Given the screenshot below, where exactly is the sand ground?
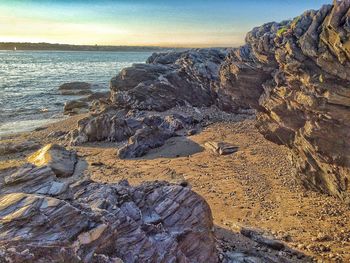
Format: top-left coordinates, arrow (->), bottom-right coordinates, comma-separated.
1,116 -> 349,262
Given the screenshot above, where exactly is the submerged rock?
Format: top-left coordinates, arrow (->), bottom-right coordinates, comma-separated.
63,99 -> 89,115
27,144 -> 77,177
220,2 -> 350,200
0,145 -> 218,262
58,81 -> 92,95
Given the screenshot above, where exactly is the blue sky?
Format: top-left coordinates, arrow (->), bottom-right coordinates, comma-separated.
0,0 -> 331,47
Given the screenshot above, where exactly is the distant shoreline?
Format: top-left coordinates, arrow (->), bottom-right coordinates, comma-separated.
0,42 -> 182,52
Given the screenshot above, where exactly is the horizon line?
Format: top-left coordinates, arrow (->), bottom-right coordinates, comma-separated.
0,41 -> 239,49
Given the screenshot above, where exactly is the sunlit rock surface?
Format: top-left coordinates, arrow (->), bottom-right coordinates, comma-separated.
110,49 -> 233,111
0,145 -> 218,263
27,144 -> 77,177
219,2 -> 350,199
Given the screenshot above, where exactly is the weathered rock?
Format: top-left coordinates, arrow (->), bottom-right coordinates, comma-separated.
70,109 -> 134,145
27,144 -> 77,177
71,109 -> 196,157
117,126 -> 173,159
220,2 -> 350,200
0,141 -> 40,156
240,227 -> 285,251
205,141 -> 239,155
110,49 -> 233,111
84,91 -> 110,101
63,99 -> 89,115
0,164 -> 67,196
58,82 -> 92,96
0,150 -> 218,263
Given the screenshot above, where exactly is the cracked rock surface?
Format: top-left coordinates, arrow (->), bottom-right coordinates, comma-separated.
0,145 -> 218,263
219,2 -> 350,200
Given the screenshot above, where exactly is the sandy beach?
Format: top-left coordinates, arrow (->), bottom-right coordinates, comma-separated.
1,112 -> 349,262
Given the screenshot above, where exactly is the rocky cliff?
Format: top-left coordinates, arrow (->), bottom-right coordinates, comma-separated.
220,1 -> 350,200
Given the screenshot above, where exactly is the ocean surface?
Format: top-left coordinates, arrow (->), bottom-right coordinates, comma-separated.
0,51 -> 152,137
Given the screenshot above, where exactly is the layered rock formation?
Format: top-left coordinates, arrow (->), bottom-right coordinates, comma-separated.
220,2 -> 350,200
110,49 -> 232,111
69,49 -> 237,157
70,109 -> 197,154
68,3 -> 349,199
0,145 -> 218,262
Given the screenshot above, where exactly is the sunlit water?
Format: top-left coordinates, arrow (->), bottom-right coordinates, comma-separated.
0,51 -> 152,137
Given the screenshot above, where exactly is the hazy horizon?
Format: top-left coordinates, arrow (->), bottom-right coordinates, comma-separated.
1,0 -> 331,48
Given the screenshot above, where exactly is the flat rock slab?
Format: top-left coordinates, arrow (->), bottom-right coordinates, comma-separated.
27,144 -> 77,177
205,141 -> 239,155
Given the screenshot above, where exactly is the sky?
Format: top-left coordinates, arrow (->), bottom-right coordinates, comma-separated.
0,0 -> 331,47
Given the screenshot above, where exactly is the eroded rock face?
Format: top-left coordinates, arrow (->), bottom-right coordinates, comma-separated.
115,114 -> 195,158
69,48 -> 242,157
110,49 -> 233,111
220,2 -> 350,199
70,109 -> 197,158
0,146 -> 218,263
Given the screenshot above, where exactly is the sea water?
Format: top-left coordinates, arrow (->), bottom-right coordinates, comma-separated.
0,51 -> 152,136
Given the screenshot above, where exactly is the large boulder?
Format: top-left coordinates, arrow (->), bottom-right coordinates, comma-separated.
27,144 -> 77,177
68,48 -> 237,155
63,99 -> 89,115
70,109 -> 196,157
219,2 -> 350,200
110,49 -> 233,111
0,149 -> 218,262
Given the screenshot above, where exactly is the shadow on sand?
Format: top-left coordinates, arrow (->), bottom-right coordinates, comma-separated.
215,226 -> 313,262
135,136 -> 204,160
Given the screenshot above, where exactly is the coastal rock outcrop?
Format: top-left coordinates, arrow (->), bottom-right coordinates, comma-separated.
219,2 -> 350,199
69,49 -> 238,157
71,109 -> 197,157
0,145 -> 218,263
110,49 -> 234,111
68,2 -> 349,200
